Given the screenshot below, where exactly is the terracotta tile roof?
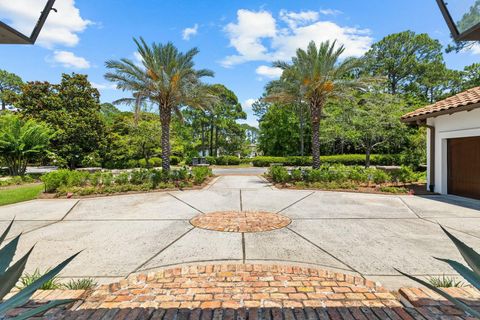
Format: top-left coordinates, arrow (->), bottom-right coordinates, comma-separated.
401,86 -> 480,121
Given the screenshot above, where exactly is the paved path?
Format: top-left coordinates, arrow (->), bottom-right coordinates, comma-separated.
2,175 -> 480,289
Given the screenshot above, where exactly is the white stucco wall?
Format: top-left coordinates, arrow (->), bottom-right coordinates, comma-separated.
426,108 -> 480,194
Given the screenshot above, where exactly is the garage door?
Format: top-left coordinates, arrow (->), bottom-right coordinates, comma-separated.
448,136 -> 480,199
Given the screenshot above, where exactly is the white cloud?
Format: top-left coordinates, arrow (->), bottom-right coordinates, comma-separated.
256,65 -> 283,79
222,9 -> 277,67
51,50 -> 90,69
319,9 -> 342,16
182,24 -> 199,40
469,43 -> 480,55
0,0 -> 91,48
221,9 -> 372,67
242,98 -> 257,110
279,10 -> 319,29
91,82 -> 117,90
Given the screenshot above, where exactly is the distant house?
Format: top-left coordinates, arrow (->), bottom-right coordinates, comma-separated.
401,87 -> 480,199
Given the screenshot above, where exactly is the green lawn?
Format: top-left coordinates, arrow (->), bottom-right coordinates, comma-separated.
0,184 -> 43,206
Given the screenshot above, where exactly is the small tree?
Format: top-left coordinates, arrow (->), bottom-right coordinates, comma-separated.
0,114 -> 52,176
351,92 -> 407,167
0,70 -> 23,111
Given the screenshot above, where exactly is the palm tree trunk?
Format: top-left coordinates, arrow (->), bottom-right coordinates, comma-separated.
160,104 -> 171,171
311,104 -> 321,169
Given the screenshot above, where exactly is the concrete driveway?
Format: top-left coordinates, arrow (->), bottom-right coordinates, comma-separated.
2,174 -> 480,289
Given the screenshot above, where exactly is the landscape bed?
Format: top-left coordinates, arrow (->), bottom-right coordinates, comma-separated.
40,167 -> 213,197
266,164 -> 428,195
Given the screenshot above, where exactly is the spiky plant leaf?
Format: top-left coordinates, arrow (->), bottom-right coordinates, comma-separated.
435,257 -> 480,291
0,247 -> 34,300
0,234 -> 21,275
11,299 -> 76,320
395,269 -> 480,318
0,252 -> 80,316
0,220 -> 14,246
441,226 -> 480,275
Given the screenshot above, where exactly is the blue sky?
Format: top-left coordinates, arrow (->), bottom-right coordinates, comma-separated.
1,0 -> 479,127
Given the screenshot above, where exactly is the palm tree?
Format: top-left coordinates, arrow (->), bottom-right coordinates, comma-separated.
105,37 -> 214,171
0,114 -> 52,176
112,92 -> 148,126
266,40 -> 367,169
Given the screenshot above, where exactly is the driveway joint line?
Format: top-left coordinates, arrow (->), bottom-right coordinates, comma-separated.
286,226 -> 361,276
398,197 -> 422,219
242,233 -> 246,263
275,192 -> 315,214
131,227 -> 195,274
167,193 -> 205,214
60,200 -> 80,221
240,189 -> 243,211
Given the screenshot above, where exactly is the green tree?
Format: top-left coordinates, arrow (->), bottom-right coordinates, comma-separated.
266,40 -> 368,168
16,74 -> 106,169
257,104 -> 306,156
0,114 -> 52,175
129,120 -> 161,166
365,31 -> 443,95
105,37 -> 215,171
462,63 -> 480,90
0,70 -> 23,111
350,92 -> 408,167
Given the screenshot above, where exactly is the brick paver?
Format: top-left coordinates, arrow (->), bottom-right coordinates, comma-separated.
7,264 -> 479,319
190,211 -> 291,232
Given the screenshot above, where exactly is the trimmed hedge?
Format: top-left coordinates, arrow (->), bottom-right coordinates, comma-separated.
252,154 -> 401,167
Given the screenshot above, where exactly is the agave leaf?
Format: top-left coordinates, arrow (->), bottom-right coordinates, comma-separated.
441,226 -> 480,275
395,268 -> 480,318
11,299 -> 76,320
0,235 -> 21,275
0,220 -> 14,247
435,257 -> 480,291
0,247 -> 34,300
0,252 -> 80,316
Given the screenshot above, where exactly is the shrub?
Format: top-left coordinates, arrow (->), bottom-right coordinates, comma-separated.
290,168 -> 303,181
390,166 -> 416,184
114,172 -> 130,185
191,167 -> 212,185
252,154 -> 402,167
378,186 -> 409,194
216,155 -> 241,165
151,157 -> 162,167
42,170 -> 88,192
205,156 -> 216,165
269,166 -> 290,183
170,156 -> 180,165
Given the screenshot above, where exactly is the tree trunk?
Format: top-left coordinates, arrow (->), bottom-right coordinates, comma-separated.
209,121 -> 214,156
160,104 -> 171,171
214,126 -> 219,156
1,101 -> 5,111
299,107 -> 305,156
365,146 -> 372,168
311,104 -> 321,169
201,123 -> 206,157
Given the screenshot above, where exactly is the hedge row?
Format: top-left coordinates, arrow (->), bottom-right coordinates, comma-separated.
251,154 -> 400,167
103,156 -> 181,169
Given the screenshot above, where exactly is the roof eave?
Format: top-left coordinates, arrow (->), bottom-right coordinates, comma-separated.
401,102 -> 480,124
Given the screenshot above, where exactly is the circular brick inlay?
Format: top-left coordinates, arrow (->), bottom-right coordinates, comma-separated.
190,211 -> 291,232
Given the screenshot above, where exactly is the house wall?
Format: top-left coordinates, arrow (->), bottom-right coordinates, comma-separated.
426,108 -> 480,194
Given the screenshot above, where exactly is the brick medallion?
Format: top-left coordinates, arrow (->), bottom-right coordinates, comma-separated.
190,211 -> 291,232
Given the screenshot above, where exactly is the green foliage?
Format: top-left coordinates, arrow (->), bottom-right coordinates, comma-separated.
0,175 -> 35,187
170,156 -> 180,165
62,278 -> 97,290
41,170 -> 89,193
17,269 -> 61,290
0,114 -> 53,176
269,166 -> 290,183
397,226 -> 480,318
215,156 -> 241,165
0,69 -> 23,111
0,221 -> 79,319
42,167 -> 211,194
191,167 -> 212,185
252,154 -> 401,167
427,275 -> 464,288
16,74 -> 106,169
378,186 -> 409,194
